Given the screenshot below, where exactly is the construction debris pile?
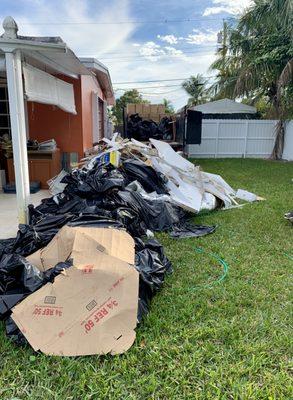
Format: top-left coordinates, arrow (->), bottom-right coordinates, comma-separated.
0,136 -> 256,356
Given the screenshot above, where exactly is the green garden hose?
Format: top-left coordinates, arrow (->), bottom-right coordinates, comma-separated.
186,247 -> 229,290
284,252 -> 293,261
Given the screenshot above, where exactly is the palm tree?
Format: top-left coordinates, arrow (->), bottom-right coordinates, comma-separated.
182,74 -> 209,106
162,98 -> 175,114
209,0 -> 293,158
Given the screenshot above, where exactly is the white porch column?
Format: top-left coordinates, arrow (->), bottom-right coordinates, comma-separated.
5,49 -> 30,224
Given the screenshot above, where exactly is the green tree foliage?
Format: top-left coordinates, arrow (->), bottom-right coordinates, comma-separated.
112,89 -> 150,125
209,0 -> 293,157
162,98 -> 175,114
182,74 -> 209,106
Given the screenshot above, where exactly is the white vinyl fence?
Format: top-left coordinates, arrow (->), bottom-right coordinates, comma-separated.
188,119 -> 278,158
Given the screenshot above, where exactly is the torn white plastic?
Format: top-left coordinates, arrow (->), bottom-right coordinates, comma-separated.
235,189 -> 264,202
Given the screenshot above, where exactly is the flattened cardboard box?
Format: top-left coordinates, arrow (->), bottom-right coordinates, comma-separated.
12,227 -> 139,356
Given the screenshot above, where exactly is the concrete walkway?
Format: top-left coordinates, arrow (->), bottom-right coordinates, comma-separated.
0,190 -> 49,239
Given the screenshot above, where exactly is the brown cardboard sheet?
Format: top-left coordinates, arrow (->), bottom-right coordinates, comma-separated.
12,227 -> 139,356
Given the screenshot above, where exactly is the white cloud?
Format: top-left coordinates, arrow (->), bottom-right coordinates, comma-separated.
164,46 -> 184,56
186,29 -> 217,45
138,41 -> 186,62
203,0 -> 253,16
0,1 -> 217,109
138,41 -> 165,60
1,0 -> 136,57
157,34 -> 179,45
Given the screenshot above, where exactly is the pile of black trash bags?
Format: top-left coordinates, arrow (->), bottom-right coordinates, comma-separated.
126,114 -> 173,141
0,157 -> 215,347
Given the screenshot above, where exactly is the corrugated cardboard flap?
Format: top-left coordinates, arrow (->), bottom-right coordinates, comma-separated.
27,226 -> 135,271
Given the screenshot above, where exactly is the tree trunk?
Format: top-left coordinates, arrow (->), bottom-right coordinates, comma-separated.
270,88 -> 285,160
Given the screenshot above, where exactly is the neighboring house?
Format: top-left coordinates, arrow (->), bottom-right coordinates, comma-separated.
0,17 -> 115,167
190,98 -> 258,120
0,16 -> 116,223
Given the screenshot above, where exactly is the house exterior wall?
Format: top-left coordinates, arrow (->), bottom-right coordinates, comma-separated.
27,73 -> 107,160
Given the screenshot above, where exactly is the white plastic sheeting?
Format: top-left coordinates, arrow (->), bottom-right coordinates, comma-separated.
23,63 -> 77,114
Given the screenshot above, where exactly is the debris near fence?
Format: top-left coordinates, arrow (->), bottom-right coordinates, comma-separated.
0,136 -> 261,356
126,113 -> 174,141
284,210 -> 293,224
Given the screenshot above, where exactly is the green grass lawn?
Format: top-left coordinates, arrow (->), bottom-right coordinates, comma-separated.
1,159 -> 292,400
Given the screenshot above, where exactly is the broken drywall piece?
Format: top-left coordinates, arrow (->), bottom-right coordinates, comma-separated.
150,138 -> 195,172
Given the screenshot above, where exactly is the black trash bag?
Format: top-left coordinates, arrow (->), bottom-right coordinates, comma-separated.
12,214 -> 74,257
134,238 -> 172,322
0,255 -> 41,318
28,204 -> 45,225
55,197 -> 87,215
0,254 -> 72,320
169,222 -> 217,238
111,207 -> 147,237
126,113 -> 143,139
121,159 -> 168,194
29,196 -> 82,223
0,238 -> 15,261
81,205 -> 113,217
158,117 -> 173,141
139,120 -> 162,141
43,261 -> 73,282
127,114 -> 166,141
118,190 -> 184,231
32,193 -> 71,217
76,164 -> 125,196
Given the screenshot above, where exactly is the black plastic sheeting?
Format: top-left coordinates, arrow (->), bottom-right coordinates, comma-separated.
169,222 -> 217,238
0,155 -> 216,348
126,114 -> 173,141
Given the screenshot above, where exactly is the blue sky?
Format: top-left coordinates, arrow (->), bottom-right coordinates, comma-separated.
0,0 -> 252,108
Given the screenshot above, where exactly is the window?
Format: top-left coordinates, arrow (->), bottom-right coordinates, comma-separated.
0,85 -> 11,139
